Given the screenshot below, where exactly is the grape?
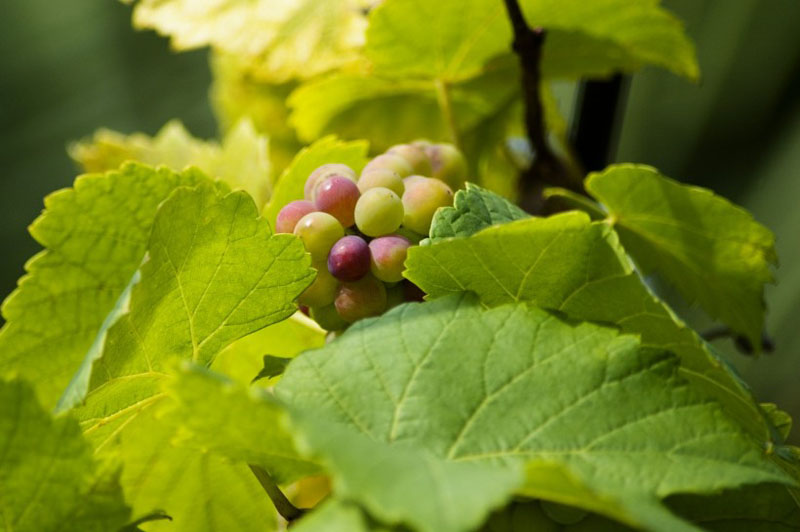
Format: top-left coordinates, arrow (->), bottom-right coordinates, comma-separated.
354,187 -> 404,237
401,177 -> 453,234
387,143 -> 432,175
362,153 -> 414,177
304,163 -> 356,200
310,304 -> 349,331
539,501 -> 587,525
425,143 -> 467,190
314,176 -> 360,227
369,235 -> 411,283
335,275 -> 387,322
402,175 -> 427,189
275,200 -> 315,233
358,168 -> 405,197
327,235 -> 370,282
294,212 -> 344,263
298,265 -> 339,307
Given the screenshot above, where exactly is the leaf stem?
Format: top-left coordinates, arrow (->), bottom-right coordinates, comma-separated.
435,78 -> 461,148
502,0 -> 583,212
248,464 -> 305,522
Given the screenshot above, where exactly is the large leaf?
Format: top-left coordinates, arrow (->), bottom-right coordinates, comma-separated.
277,295 -> 791,532
404,212 -> 776,443
263,136 -> 369,227
165,364 -> 320,483
585,164 -> 776,350
293,500 -> 390,532
428,183 -> 529,242
0,379 -> 130,532
0,163 -> 210,408
520,0 -> 699,80
70,119 -> 272,207
123,0 -> 368,82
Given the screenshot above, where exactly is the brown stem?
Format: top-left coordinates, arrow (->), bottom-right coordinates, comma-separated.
502,0 -> 582,212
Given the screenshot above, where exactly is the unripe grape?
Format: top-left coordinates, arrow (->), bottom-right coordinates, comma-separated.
363,153 -> 414,177
425,143 -> 467,190
358,168 -> 405,197
310,304 -> 349,332
314,176 -> 360,227
369,235 -> 411,283
402,177 -> 453,235
276,200 -> 315,233
387,143 -> 432,175
403,175 -> 427,189
327,235 -> 370,282
304,163 -> 356,200
335,275 -> 387,322
354,187 -> 404,237
294,212 -> 344,263
298,265 -> 339,307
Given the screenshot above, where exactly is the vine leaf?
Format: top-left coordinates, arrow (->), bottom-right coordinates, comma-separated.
0,378 -> 131,531
428,183 -> 529,242
404,212 -> 774,442
0,163 -> 211,408
122,0 -> 368,82
276,295 -> 791,532
70,119 -> 272,207
292,500 -> 387,532
252,356 -> 292,383
263,136 -> 369,227
585,164 -> 776,350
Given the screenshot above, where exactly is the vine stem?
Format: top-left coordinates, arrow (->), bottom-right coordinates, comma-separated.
502,0 -> 583,212
435,78 -> 461,149
248,464 -> 305,522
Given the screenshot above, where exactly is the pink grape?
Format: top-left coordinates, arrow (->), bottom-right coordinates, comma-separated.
275,200 -> 315,233
362,153 -> 414,177
402,177 -> 454,234
294,211 -> 344,263
304,163 -> 356,200
327,236 -> 370,282
314,176 -> 360,227
369,235 -> 411,283
387,143 -> 432,175
335,275 -> 387,322
358,168 -> 405,197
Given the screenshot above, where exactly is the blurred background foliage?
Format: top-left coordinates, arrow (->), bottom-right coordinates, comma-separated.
1,0 -> 799,437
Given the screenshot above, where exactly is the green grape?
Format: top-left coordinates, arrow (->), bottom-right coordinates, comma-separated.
387,143 -> 433,175
298,265 -> 339,307
294,211 -> 345,263
425,143 -> 467,190
358,168 -> 405,197
540,501 -> 587,525
402,174 -> 427,189
335,275 -> 387,322
310,304 -> 349,332
401,177 -> 454,235
354,187 -> 404,237
363,153 -> 414,177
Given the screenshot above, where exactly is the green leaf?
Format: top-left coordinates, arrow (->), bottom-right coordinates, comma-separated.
0,163 -> 210,408
293,500 -> 390,532
519,0 -> 700,81
428,183 -> 529,242
0,378 -> 130,532
542,187 -> 607,221
70,119 -> 272,207
264,136 -> 369,227
252,356 -> 292,383
365,0 -> 511,82
404,212 -> 776,442
165,364 -> 319,483
586,164 -> 776,350
212,312 -> 326,385
124,0 -> 368,83
761,404 -> 793,443
277,295 -> 791,532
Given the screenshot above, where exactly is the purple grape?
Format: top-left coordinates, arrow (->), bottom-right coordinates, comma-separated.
335,275 -> 387,322
327,235 -> 371,282
275,200 -> 315,233
314,176 -> 360,227
304,164 -> 356,200
368,235 -> 411,283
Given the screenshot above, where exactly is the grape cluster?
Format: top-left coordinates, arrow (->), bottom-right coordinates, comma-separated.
277,141 -> 467,331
